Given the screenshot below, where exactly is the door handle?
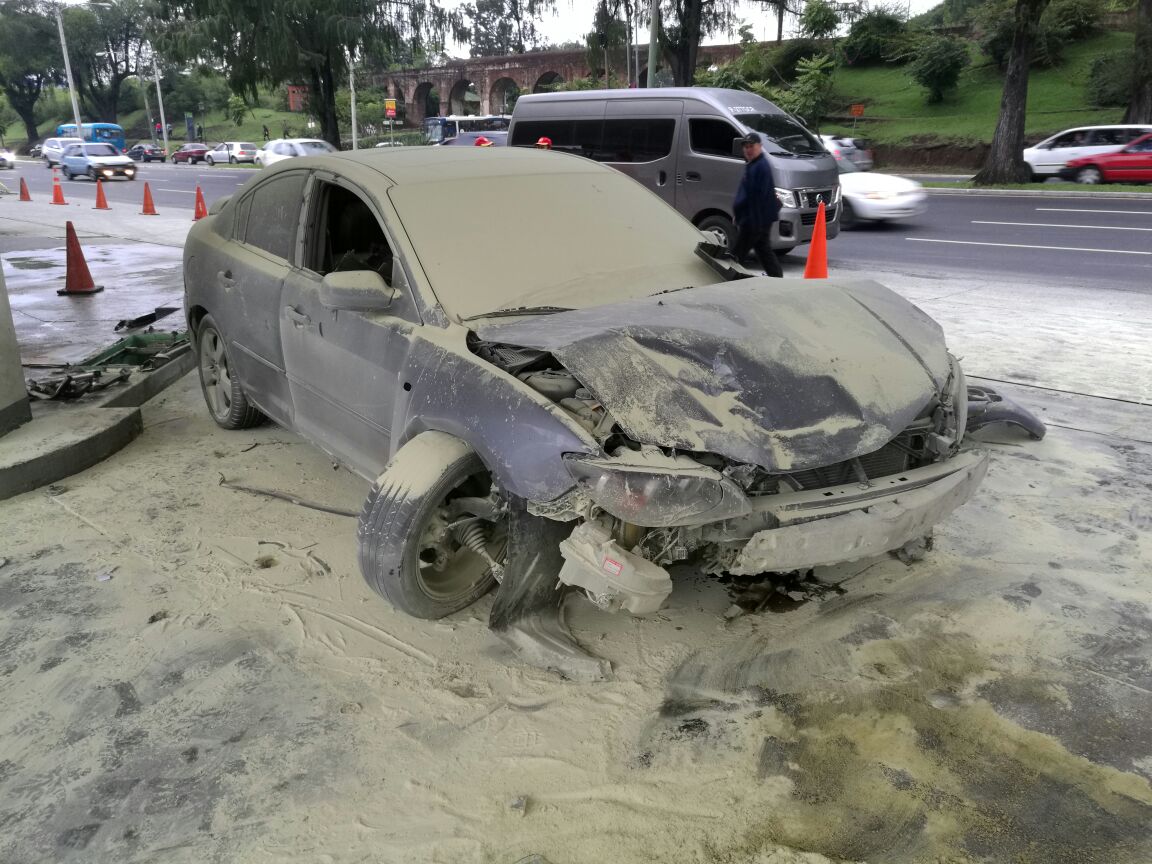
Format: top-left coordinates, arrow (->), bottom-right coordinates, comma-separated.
217,269 -> 235,287
285,306 -> 311,328
657,170 -> 667,186
685,171 -> 702,181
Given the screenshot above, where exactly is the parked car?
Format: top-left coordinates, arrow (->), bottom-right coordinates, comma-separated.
837,158 -> 926,226
1022,125 -> 1152,179
126,142 -> 167,162
41,137 -> 84,167
60,142 -> 137,181
0,147 -> 14,169
256,138 -> 338,167
206,141 -> 258,165
184,148 -> 987,675
173,143 -> 209,164
1059,132 -> 1152,184
437,131 -> 509,147
820,134 -> 874,171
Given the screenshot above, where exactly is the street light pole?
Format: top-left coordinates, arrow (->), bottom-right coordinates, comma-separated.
53,4 -> 83,135
152,54 -> 169,155
349,50 -> 358,150
646,0 -> 659,89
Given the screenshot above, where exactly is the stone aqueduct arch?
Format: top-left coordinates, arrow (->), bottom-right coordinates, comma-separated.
372,43 -> 746,127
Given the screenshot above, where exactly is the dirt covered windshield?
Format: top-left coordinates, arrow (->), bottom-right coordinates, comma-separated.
736,114 -> 825,156
389,169 -> 717,320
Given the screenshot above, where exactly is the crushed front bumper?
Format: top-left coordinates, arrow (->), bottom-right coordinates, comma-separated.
725,450 -> 989,575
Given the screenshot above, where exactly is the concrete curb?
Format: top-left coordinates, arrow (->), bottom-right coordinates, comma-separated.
0,353 -> 196,501
925,187 -> 1152,199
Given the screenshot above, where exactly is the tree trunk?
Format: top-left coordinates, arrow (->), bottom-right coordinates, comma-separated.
777,5 -> 785,42
22,116 -> 39,146
1124,0 -> 1152,124
972,0 -> 1050,185
2,82 -> 42,147
316,51 -> 341,149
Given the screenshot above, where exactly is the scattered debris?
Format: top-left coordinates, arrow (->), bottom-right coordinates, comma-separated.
26,368 -> 131,400
216,473 -> 358,518
508,795 -> 529,816
720,569 -> 844,618
96,572 -> 114,583
147,611 -> 169,624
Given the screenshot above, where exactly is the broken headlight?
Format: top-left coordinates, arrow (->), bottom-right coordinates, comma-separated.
949,354 -> 968,442
564,451 -> 752,528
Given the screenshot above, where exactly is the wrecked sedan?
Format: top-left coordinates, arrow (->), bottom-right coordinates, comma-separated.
184,148 -> 987,675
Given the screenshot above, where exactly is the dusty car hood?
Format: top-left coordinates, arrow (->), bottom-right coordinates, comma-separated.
476,278 -> 950,472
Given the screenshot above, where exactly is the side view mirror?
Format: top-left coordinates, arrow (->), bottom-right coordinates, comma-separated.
731,137 -> 745,158
319,269 -> 397,310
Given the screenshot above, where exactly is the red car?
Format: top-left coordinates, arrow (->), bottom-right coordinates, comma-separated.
172,143 -> 209,164
1060,133 -> 1152,184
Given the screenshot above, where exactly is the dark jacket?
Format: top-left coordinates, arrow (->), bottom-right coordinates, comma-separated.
733,152 -> 781,229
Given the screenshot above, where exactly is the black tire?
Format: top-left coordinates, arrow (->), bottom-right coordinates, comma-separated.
776,246 -> 795,256
358,432 -> 504,619
62,166 -> 72,180
229,155 -> 237,164
195,314 -> 265,429
840,200 -> 859,228
87,168 -> 98,182
1076,166 -> 1102,185
697,214 -> 736,250
206,155 -> 215,166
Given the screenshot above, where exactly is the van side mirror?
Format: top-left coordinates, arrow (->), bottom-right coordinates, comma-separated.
731,137 -> 745,158
319,270 -> 397,310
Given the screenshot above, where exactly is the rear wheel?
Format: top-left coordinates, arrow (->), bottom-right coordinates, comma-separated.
195,315 -> 265,429
358,432 -> 506,619
206,155 -> 215,166
229,155 -> 237,164
697,214 -> 736,250
1076,166 -> 1103,185
62,166 -> 72,180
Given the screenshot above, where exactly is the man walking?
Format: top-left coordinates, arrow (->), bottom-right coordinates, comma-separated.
731,132 -> 783,277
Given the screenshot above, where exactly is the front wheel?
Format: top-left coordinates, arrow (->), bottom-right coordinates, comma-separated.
205,156 -> 215,166
1076,166 -> 1103,185
697,214 -> 736,250
358,432 -> 505,619
229,155 -> 237,164
195,314 -> 265,429
62,166 -> 72,180
839,200 -> 859,228
87,168 -> 98,182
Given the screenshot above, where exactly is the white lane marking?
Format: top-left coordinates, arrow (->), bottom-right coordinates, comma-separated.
906,238 -> 1152,256
154,188 -> 196,194
973,220 -> 1152,232
1037,207 -> 1152,215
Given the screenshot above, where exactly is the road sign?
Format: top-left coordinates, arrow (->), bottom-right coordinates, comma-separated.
385,99 -> 397,119
850,103 -> 865,117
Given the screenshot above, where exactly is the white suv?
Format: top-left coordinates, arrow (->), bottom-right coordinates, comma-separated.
41,137 -> 85,167
1023,125 -> 1152,178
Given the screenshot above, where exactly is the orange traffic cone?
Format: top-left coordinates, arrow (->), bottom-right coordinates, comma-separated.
140,182 -> 157,215
50,168 -> 67,205
57,221 -> 104,295
93,179 -> 110,210
19,176 -> 32,201
193,185 -> 208,221
803,200 -> 828,279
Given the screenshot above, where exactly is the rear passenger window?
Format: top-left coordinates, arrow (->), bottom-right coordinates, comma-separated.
689,118 -> 742,159
511,119 -> 602,156
241,172 -> 307,261
1089,129 -> 1124,146
600,119 -> 674,162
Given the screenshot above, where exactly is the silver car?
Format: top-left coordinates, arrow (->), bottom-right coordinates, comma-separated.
41,137 -> 84,167
183,148 -> 987,677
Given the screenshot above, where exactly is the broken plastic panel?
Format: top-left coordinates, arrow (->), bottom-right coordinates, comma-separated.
558,520 -> 673,615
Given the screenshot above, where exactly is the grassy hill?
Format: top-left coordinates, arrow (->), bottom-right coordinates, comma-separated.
822,30 -> 1135,146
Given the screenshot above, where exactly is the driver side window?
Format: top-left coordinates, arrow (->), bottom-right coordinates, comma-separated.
305,182 -> 394,285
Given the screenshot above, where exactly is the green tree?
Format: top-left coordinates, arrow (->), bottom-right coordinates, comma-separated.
907,34 -> 970,102
157,0 -> 451,148
0,0 -> 59,144
799,0 -> 840,39
586,1 -> 630,80
459,0 -> 552,56
774,53 -> 835,127
226,93 -> 247,126
1127,0 -> 1152,122
61,0 -> 149,123
841,6 -> 907,66
657,0 -> 739,87
973,0 -> 1052,185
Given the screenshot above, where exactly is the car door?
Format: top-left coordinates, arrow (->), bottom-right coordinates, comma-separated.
61,145 -> 83,175
680,114 -> 745,224
1036,130 -> 1088,173
279,172 -> 417,479
601,100 -> 681,207
207,169 -> 309,425
1109,137 -> 1152,182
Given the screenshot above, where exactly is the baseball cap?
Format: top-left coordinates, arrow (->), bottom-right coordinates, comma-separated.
741,132 -> 761,146
474,136 -> 493,147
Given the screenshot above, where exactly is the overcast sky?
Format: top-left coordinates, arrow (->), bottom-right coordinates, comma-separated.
444,0 -> 943,53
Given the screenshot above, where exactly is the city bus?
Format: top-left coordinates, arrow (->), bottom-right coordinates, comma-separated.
422,115 -> 509,145
56,122 -> 126,153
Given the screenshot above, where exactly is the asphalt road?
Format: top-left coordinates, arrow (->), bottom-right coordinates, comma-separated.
5,157 -> 1151,287
822,191 -> 1152,289
2,157 -> 254,214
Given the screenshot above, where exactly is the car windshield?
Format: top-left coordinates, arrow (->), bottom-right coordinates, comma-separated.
389,169 -> 717,320
298,140 -> 336,154
84,144 -> 118,156
736,114 -> 825,156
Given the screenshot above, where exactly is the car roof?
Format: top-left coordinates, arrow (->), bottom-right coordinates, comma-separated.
283,146 -> 608,188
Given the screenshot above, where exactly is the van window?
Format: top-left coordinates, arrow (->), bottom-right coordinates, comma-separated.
689,118 -> 742,159
1049,130 -> 1086,148
1089,128 -> 1125,146
600,119 -> 674,162
511,120 -> 602,155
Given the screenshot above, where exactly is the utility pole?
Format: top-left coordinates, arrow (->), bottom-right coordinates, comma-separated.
53,4 -> 83,135
349,50 -> 358,150
646,0 -> 659,89
153,53 -> 169,156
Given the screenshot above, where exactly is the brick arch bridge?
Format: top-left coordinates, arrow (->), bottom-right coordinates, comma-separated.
372,43 -> 745,126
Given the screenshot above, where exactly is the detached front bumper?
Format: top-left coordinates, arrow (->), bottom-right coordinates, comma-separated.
726,449 -> 989,575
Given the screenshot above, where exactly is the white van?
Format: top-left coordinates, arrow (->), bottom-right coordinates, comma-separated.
1023,125 -> 1152,178
509,88 -> 840,254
